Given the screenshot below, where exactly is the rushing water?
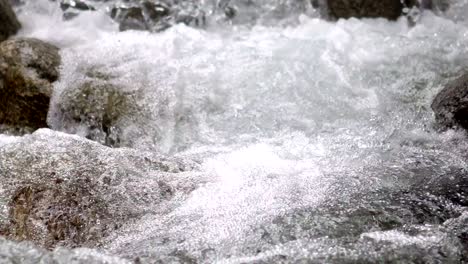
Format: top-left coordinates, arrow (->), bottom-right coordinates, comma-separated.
2,0 -> 468,263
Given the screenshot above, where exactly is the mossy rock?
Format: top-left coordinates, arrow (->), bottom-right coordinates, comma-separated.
0,38 -> 60,131
55,78 -> 140,147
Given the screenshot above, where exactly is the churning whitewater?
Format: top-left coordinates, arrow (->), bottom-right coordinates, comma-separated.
2,0 -> 468,263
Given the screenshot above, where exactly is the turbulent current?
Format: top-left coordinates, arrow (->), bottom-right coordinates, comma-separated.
2,0 -> 468,263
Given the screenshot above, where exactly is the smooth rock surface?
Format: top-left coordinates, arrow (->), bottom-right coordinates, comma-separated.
111,6 -> 148,31
110,1 -> 172,32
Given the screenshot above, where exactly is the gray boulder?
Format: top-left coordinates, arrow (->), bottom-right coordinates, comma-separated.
0,129 -> 196,249
432,73 -> 468,130
0,0 -> 20,42
0,38 -> 60,133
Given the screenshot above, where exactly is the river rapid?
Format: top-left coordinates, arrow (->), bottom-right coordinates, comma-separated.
2,0 -> 468,263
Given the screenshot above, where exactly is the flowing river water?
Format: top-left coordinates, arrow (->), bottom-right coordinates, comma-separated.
2,0 -> 468,263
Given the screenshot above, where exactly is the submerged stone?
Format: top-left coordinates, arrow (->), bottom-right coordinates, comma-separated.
0,38 -> 60,133
0,0 -> 21,42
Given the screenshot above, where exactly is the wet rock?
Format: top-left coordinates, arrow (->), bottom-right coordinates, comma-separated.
60,0 -> 95,11
432,73 -> 468,130
4,184 -> 112,249
248,167 -> 468,262
223,5 -> 236,19
0,0 -> 21,41
110,2 -> 171,32
250,194 -> 465,262
59,0 -> 95,20
142,1 -> 170,21
260,190 -> 462,247
326,0 -> 418,20
109,1 -> 208,32
0,129 -> 195,249
175,13 -> 205,27
51,71 -> 144,148
0,38 -> 60,133
57,0 -> 205,31
111,6 -> 148,31
217,0 -> 310,25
